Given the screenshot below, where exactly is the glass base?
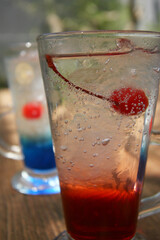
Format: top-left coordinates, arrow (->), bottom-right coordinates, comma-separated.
54,231 -> 68,240
11,168 -> 60,195
132,233 -> 146,240
54,231 -> 146,240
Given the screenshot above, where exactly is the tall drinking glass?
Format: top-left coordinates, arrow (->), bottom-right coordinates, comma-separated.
5,42 -> 60,195
37,31 -> 160,239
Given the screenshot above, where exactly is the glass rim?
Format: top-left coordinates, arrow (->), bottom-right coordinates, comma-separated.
37,30 -> 160,41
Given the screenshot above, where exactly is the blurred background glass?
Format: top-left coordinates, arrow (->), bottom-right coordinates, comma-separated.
1,0 -> 160,87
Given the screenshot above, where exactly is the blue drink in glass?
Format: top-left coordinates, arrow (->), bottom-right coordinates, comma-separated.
20,136 -> 56,171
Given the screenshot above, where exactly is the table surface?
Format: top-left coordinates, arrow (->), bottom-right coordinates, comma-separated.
0,89 -> 160,240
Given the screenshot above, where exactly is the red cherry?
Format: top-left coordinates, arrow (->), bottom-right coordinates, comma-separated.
22,102 -> 44,119
109,87 -> 148,116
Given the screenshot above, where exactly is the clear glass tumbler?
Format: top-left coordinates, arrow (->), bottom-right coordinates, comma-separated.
38,31 -> 160,239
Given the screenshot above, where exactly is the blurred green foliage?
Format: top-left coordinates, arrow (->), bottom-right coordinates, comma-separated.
35,0 -> 131,32
56,0 -> 130,31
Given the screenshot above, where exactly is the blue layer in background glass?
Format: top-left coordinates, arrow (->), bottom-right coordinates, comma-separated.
20,136 -> 56,171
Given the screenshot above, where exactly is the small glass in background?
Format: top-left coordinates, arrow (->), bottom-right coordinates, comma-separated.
4,42 -> 60,195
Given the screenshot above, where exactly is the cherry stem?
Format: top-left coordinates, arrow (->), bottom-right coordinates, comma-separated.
45,44 -> 154,109
46,54 -> 111,102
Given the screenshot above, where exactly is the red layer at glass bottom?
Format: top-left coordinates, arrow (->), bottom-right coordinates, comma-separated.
61,184 -> 140,240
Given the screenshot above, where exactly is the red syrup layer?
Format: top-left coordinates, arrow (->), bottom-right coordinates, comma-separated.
61,184 -> 140,240
45,39 -> 150,116
22,102 -> 44,119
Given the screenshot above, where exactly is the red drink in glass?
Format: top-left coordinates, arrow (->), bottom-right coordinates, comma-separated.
61,183 -> 140,240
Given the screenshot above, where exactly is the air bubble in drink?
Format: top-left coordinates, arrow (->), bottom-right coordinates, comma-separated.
130,69 -> 137,77
89,164 -> 94,167
79,137 -> 84,141
93,153 -> 98,157
78,128 -> 83,132
105,59 -> 110,64
61,145 -> 68,151
102,138 -> 110,146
